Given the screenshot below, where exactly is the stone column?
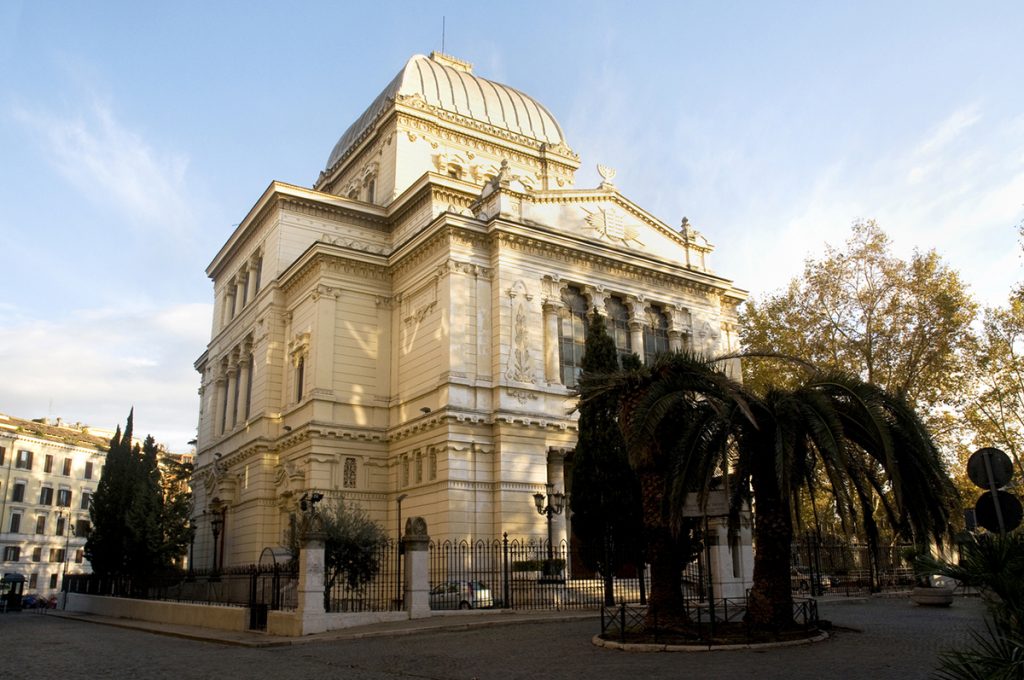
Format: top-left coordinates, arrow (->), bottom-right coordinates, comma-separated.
298,524 -> 327,635
224,357 -> 238,431
403,517 -> 431,619
214,371 -> 227,436
237,352 -> 251,423
235,275 -> 246,314
542,300 -> 561,384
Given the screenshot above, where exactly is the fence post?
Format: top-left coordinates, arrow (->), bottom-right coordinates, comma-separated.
403,517 -> 431,619
503,533 -> 511,609
297,521 -> 327,635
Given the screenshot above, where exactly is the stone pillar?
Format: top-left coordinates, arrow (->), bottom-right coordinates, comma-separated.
235,276 -> 246,314
298,525 -> 327,635
224,358 -> 238,431
237,351 -> 251,423
312,285 -> 338,395
403,517 -> 431,619
542,300 -> 561,383
215,372 -> 227,436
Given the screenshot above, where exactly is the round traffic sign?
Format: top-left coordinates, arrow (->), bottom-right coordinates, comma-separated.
967,447 -> 1015,489
975,490 -> 1023,533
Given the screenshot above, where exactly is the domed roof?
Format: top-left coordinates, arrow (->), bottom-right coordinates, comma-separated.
324,53 -> 567,171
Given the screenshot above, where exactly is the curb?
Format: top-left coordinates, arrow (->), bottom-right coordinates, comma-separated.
592,630 -> 830,652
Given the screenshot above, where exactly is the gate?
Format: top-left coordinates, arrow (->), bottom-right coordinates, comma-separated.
250,547 -> 294,630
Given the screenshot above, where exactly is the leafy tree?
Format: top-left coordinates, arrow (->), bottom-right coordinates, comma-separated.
571,311 -> 644,605
740,219 -> 977,451
160,456 -> 194,569
965,295 -> 1024,483
288,500 -> 387,603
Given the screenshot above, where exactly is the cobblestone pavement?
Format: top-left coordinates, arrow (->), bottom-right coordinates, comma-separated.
0,597 -> 987,680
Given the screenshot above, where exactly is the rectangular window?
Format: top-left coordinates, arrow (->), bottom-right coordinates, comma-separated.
9,513 -> 21,533
2,546 -> 19,561
29,573 -> 38,588
39,487 -> 54,506
429,449 -> 438,480
84,462 -> 94,480
295,356 -> 305,401
35,515 -> 46,534
32,547 -> 42,562
12,482 -> 25,503
80,492 -> 92,510
49,548 -> 65,563
56,516 -> 66,536
44,454 -> 54,473
75,549 -> 84,564
414,451 -> 423,484
49,574 -> 58,589
401,454 -> 409,487
62,458 -> 72,476
343,457 -> 357,489
76,519 -> 91,537
57,489 -> 72,507
0,446 -> 5,465
16,449 -> 32,470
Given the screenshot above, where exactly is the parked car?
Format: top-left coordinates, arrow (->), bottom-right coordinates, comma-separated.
429,580 -> 494,610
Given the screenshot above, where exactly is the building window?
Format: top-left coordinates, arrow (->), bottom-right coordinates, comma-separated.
62,458 -> 72,476
605,297 -> 632,365
56,516 -> 66,536
401,455 -> 409,487
35,515 -> 46,535
76,519 -> 90,537
49,574 -> 58,589
0,446 -> 5,465
644,306 -> 671,365
16,450 -> 32,470
414,451 -> 423,484
29,573 -> 38,588
75,549 -> 84,564
32,547 -> 42,562
429,449 -> 438,480
44,454 -> 54,473
9,513 -> 21,533
85,462 -> 93,480
81,492 -> 92,510
12,482 -> 25,503
49,548 -> 65,563
57,489 -> 72,507
39,487 -> 54,506
343,458 -> 357,489
295,355 -> 305,401
558,286 -> 589,388
2,546 -> 19,561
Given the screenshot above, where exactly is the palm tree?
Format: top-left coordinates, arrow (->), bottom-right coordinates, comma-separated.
584,353 -> 957,630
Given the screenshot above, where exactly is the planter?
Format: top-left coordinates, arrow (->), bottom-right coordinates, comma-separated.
910,586 -> 954,607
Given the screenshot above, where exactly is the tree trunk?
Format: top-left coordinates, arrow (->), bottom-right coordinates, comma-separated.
638,471 -> 690,630
746,468 -> 796,629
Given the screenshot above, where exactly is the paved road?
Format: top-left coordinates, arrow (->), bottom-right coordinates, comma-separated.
0,598 -> 986,680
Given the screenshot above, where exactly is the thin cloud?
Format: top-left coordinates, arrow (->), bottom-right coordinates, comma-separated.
0,302 -> 212,450
13,98 -> 194,235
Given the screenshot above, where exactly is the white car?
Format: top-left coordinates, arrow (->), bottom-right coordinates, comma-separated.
429,580 -> 494,610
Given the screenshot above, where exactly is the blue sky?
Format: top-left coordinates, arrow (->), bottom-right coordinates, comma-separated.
2,1 -> 1023,450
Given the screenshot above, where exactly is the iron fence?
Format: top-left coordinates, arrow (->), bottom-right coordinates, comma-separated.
325,538 -> 402,612
429,534 -> 646,611
791,534 -> 916,595
64,564 -> 298,614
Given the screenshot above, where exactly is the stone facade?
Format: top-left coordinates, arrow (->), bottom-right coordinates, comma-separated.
192,52 -> 746,569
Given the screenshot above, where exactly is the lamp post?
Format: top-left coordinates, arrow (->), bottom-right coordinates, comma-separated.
210,510 -> 224,581
58,509 -> 74,609
533,485 -> 565,565
395,493 -> 408,608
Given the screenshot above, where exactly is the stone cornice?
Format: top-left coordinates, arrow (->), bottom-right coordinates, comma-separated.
278,244 -> 389,298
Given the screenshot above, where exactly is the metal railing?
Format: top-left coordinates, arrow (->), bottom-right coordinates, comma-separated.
325,538 -> 401,613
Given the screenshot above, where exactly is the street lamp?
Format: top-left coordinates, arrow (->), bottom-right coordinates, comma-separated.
57,509 -> 75,609
210,509 -> 225,581
533,485 -> 565,564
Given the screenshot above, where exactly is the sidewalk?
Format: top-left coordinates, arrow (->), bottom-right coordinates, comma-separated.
47,607 -> 598,648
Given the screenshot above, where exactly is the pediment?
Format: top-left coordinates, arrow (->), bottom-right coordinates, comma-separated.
519,193 -> 712,269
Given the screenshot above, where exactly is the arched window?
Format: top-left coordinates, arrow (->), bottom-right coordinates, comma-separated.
605,297 -> 632,365
558,286 -> 589,388
365,178 -> 376,203
644,306 -> 671,364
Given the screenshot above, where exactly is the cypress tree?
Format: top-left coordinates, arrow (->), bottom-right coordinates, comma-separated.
570,311 -> 645,605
